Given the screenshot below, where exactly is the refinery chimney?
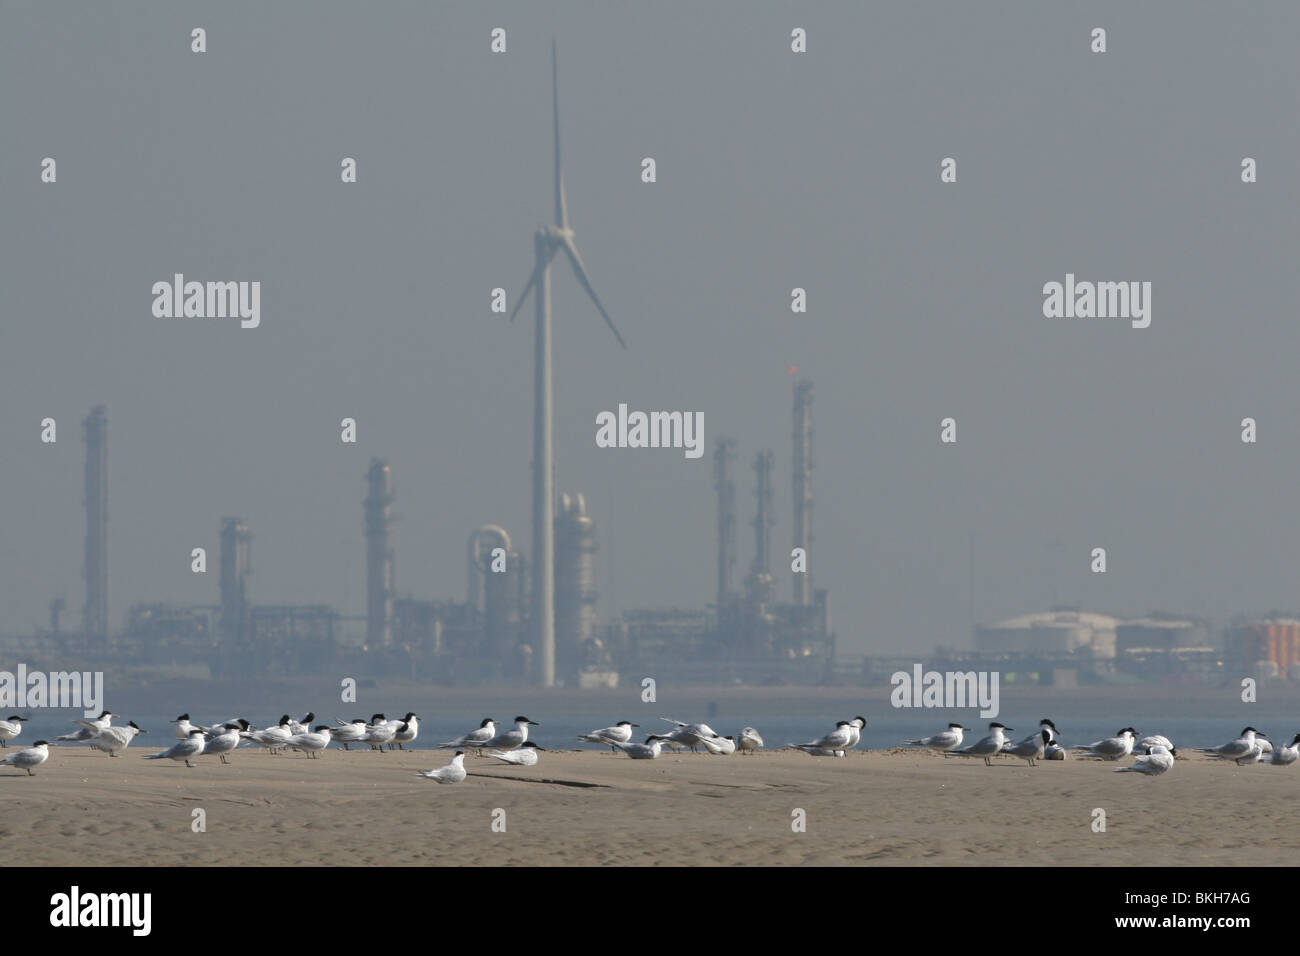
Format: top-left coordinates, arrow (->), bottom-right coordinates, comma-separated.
751,450 -> 774,578
219,517 -> 251,646
744,450 -> 776,607
364,459 -> 394,647
714,437 -> 737,607
792,380 -> 813,605
555,493 -> 598,679
82,405 -> 108,641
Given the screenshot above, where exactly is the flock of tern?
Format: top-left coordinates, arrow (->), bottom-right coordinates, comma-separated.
900,719 -> 1299,776
3,709 -> 1298,781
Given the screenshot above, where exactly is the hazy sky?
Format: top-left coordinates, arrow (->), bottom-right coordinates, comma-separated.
2,2 -> 1298,655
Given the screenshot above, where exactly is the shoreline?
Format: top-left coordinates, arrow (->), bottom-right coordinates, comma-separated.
5,746 -> 1293,866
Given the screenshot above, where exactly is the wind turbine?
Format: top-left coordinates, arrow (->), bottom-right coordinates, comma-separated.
509,39 -> 626,687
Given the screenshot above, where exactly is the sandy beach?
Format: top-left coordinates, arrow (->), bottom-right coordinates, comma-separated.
3,745 -> 1294,866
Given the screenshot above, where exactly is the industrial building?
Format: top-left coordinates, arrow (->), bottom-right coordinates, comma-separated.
1225,618 -> 1300,679
976,610 -> 1119,659
610,379 -> 836,685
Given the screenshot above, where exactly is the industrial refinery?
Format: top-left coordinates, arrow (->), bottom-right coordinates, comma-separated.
9,378 -> 834,688
6,382 -> 1298,690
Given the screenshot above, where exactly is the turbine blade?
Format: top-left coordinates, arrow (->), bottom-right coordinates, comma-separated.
562,237 -> 626,348
508,265 -> 539,323
553,39 -> 567,229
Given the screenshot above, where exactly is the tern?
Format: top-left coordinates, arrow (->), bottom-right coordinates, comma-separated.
1270,734 -> 1300,766
792,721 -> 855,754
88,721 -> 147,756
287,725 -> 333,758
170,713 -> 200,739
1004,719 -> 1058,752
906,722 -> 971,753
288,712 -> 316,736
1073,728 -> 1138,761
331,718 -> 367,750
485,716 -> 538,751
144,728 -> 206,767
363,714 -> 396,752
738,727 -> 764,754
945,723 -> 1014,765
1137,734 -> 1175,753
487,742 -> 544,766
1004,729 -> 1050,766
0,740 -> 49,775
388,713 -> 420,750
55,710 -> 117,742
577,721 -> 639,751
1199,727 -> 1266,765
417,751 -> 468,784
660,718 -> 720,752
700,735 -> 737,755
244,716 -> 294,753
1115,745 -> 1175,776
200,723 -> 244,764
846,716 -> 867,750
615,735 -> 670,759
440,718 -> 497,752
0,715 -> 26,747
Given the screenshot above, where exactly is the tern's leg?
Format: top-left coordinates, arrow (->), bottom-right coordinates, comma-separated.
27,768 -> 33,775
186,760 -> 194,767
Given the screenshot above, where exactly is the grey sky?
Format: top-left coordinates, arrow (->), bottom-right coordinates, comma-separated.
2,2 -> 1297,654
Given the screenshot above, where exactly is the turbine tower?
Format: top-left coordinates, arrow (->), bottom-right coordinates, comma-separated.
509,40 -> 626,687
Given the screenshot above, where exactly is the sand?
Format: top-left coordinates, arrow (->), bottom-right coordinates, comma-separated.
2,745 -> 1294,866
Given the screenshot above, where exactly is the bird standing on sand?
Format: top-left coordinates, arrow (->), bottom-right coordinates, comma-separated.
1073,728 -> 1138,761
363,714 -> 395,752
738,727 -> 764,754
791,721 -> 855,755
440,718 -> 497,752
577,721 -> 639,751
201,723 -> 246,764
287,725 -> 333,758
1003,729 -> 1050,767
56,710 -> 117,743
1199,727 -> 1266,766
0,715 -> 26,747
906,722 -> 970,753
88,721 -> 147,756
0,740 -> 49,775
945,723 -> 1014,766
331,718 -> 367,750
389,714 -> 420,750
144,728 -> 207,767
485,716 -> 539,752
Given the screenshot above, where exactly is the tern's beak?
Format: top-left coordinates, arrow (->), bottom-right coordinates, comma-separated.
529,721 -> 540,726
630,723 -> 640,728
